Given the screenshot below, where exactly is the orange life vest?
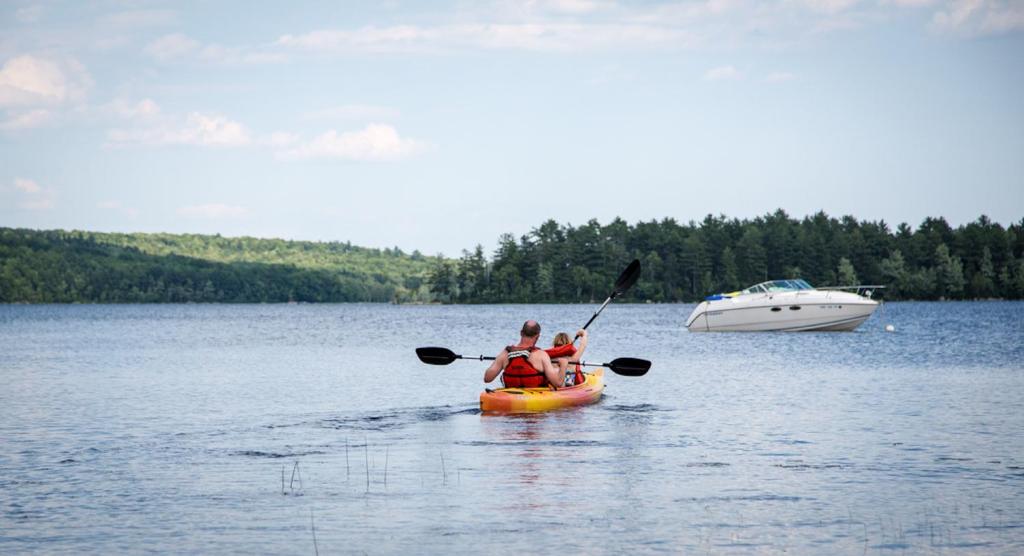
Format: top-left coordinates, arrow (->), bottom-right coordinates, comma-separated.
502,344 -> 547,388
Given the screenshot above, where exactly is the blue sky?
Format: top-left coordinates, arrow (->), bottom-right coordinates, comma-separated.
1,0 -> 1022,256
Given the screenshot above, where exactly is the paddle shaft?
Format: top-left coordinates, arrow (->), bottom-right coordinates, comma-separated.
580,295 -> 615,332
453,353 -> 604,368
575,259 -> 640,341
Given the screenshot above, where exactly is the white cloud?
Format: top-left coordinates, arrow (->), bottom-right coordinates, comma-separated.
8,177 -> 55,210
108,111 -> 251,148
195,44 -> 288,64
279,124 -> 426,161
0,55 -> 92,108
276,23 -> 690,53
0,108 -> 52,130
112,1 -> 1022,68
105,98 -> 162,120
931,0 -> 1024,36
177,203 -> 249,219
273,2 -> 922,56
542,0 -> 606,15
144,34 -> 201,60
104,106 -> 419,160
932,0 -> 985,30
703,65 -> 741,81
303,104 -> 401,122
14,178 -> 41,193
174,112 -> 251,146
103,97 -> 161,121
277,26 -> 426,51
15,0 -> 1003,82
144,34 -> 286,64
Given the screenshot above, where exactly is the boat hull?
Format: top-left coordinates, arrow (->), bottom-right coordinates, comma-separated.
480,369 -> 604,412
686,292 -> 878,332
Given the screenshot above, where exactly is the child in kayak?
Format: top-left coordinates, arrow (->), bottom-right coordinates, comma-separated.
545,329 -> 588,386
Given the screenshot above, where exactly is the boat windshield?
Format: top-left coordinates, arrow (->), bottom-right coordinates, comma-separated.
741,279 -> 815,294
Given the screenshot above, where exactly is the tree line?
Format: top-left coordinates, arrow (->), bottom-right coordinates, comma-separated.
3,212 -> 1022,304
428,211 -> 1024,303
0,228 -> 437,303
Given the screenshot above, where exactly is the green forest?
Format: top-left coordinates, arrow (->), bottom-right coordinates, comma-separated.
2,211 -> 1023,303
0,228 -> 437,303
428,211 -> 1024,303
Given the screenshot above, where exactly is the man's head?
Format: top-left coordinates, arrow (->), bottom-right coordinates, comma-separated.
520,320 -> 541,339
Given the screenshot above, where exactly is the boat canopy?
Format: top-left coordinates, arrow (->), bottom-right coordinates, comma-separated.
741,279 -> 814,294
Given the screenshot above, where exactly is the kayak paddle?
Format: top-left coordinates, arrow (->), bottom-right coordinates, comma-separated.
415,346 -> 650,377
578,258 -> 641,337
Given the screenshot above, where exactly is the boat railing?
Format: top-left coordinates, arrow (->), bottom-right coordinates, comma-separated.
817,285 -> 887,299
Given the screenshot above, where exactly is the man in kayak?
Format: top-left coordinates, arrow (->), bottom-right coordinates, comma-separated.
484,320 -> 565,389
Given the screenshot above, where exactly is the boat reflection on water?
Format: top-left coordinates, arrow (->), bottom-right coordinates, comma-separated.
685,279 -> 884,332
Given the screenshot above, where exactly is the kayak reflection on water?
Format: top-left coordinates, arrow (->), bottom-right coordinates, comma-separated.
479,411 -> 587,492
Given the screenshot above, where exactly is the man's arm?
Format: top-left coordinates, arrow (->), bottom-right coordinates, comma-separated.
532,351 -> 562,389
484,350 -> 508,383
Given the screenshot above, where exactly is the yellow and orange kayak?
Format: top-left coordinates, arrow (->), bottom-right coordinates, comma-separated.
479,369 -> 605,413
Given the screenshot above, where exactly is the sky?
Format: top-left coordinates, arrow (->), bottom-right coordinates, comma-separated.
1,0 -> 1022,256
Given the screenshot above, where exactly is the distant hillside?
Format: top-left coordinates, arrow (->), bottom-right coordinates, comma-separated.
0,228 -> 437,303
4,211 -> 1024,304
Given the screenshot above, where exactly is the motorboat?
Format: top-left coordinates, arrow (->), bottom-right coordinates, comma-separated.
685,279 -> 882,332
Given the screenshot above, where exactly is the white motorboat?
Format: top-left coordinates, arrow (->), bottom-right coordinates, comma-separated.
685,279 -> 882,332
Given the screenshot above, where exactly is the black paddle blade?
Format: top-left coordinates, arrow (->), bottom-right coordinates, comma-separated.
607,357 -> 651,377
613,259 -> 641,297
416,347 -> 458,365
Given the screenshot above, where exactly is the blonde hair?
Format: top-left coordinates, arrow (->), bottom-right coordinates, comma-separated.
552,332 -> 571,347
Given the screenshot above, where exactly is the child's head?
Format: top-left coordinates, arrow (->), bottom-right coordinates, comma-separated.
552,332 -> 571,347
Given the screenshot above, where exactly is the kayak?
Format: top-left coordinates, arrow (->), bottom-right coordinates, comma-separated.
479,369 -> 605,412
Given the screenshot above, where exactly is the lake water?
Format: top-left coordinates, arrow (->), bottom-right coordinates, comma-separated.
1,302 -> 1022,554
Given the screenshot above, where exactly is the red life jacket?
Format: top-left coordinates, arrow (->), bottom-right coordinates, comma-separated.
545,344 -> 583,386
502,344 -> 547,388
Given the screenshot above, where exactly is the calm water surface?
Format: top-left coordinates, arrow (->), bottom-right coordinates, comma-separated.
1,302 -> 1023,554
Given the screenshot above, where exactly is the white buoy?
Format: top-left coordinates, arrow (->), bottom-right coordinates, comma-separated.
885,324 -> 895,332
